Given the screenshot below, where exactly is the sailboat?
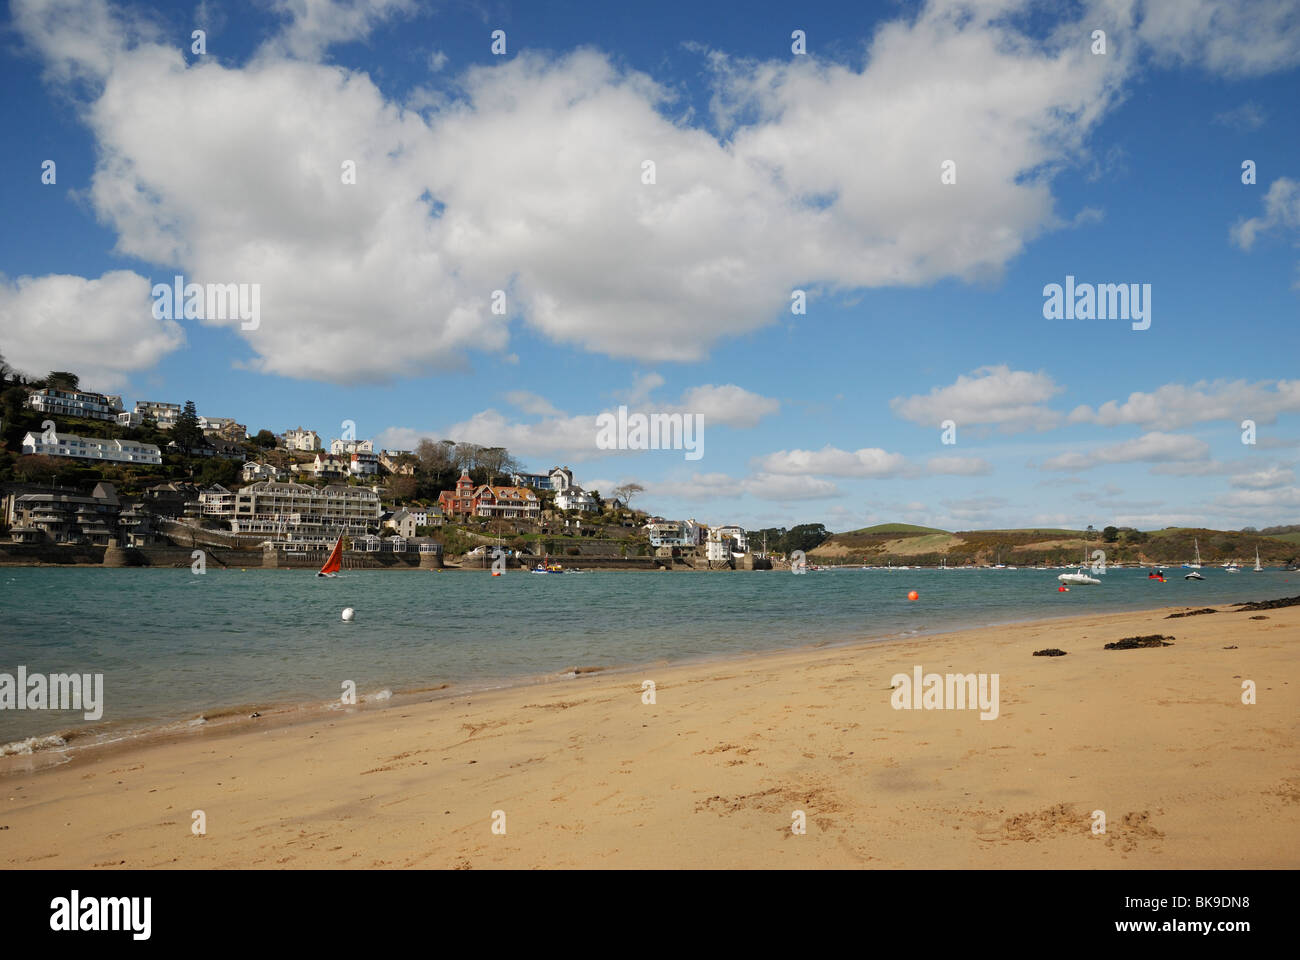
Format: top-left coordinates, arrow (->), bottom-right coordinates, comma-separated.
1254,547 -> 1263,573
317,534 -> 344,578
1058,547 -> 1100,585
1184,541 -> 1204,578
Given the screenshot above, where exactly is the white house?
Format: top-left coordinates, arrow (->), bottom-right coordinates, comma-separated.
283,427 -> 320,451
555,488 -> 599,513
26,388 -> 124,422
548,466 -> 575,492
22,431 -> 162,465
330,438 -> 374,456
347,450 -> 379,476
706,524 -> 748,561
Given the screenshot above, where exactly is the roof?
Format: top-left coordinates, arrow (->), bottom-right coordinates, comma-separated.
474,485 -> 538,499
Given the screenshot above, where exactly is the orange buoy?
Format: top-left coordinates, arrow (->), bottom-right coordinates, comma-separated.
907,590 -> 919,601
1058,585 -> 1069,592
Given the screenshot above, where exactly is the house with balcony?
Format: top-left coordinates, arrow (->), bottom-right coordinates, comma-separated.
230,481 -> 382,538
706,524 -> 748,561
6,482 -> 122,545
134,400 -> 181,429
473,484 -> 541,520
555,488 -> 599,513
26,388 -> 124,422
198,484 -> 236,519
22,431 -> 162,465
646,519 -> 705,548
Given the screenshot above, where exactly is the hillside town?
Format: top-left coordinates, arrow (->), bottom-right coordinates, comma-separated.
0,371 -> 758,569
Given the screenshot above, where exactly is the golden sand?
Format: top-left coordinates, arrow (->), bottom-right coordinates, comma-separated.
3,603 -> 1297,868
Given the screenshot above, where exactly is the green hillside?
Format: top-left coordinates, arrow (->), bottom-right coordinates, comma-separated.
844,523 -> 950,535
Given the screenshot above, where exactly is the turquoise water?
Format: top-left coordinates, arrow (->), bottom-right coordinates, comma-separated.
1,566 -> 1294,747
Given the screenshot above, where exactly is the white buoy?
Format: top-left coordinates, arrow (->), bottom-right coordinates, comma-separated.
341,607 -> 355,622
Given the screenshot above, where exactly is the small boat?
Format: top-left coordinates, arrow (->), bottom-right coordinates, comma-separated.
1254,548 -> 1263,573
1148,568 -> 1166,582
317,535 -> 344,578
531,562 -> 563,574
1058,570 -> 1101,586
1183,538 -> 1202,569
1184,570 -> 1204,581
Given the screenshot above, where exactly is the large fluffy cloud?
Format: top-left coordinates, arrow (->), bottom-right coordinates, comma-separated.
0,270 -> 184,389
11,0 -> 1135,382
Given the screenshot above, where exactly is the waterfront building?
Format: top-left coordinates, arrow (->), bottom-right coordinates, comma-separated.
230,481 -> 381,537
6,481 -> 122,545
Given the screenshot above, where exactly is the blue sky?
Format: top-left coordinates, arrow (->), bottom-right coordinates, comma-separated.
2,0 -> 1298,532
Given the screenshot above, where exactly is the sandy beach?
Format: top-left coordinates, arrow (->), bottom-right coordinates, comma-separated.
3,601 -> 1297,869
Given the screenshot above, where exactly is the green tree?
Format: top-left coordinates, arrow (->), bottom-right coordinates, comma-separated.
172,400 -> 205,453
45,371 -> 80,391
1102,526 -> 1119,543
254,429 -> 278,448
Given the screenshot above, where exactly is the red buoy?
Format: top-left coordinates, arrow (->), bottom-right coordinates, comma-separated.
907,590 -> 919,601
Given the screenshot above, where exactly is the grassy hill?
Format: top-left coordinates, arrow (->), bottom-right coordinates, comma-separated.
808,523 -> 1300,566
842,522 -> 950,535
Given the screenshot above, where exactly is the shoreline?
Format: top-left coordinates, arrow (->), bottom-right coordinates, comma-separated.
4,599 -> 1297,868
3,594 -> 1270,770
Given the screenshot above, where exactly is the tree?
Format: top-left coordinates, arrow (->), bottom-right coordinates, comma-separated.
387,475 -> 418,501
172,401 -> 205,453
14,454 -> 59,484
253,429 -> 278,448
614,482 -> 644,508
44,371 -> 80,392
1102,526 -> 1119,543
417,437 -> 454,475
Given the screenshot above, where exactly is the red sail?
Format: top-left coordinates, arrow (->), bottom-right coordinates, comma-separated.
319,536 -> 344,576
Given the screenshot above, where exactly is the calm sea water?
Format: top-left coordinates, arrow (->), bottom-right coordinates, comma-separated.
1,566 -> 1294,748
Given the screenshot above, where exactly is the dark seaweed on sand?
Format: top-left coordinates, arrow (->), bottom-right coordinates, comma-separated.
1165,608 -> 1217,619
1105,635 -> 1174,649
1032,648 -> 1068,657
1232,595 -> 1300,612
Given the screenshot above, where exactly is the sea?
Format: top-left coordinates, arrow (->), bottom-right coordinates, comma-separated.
1,565 -> 1293,759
